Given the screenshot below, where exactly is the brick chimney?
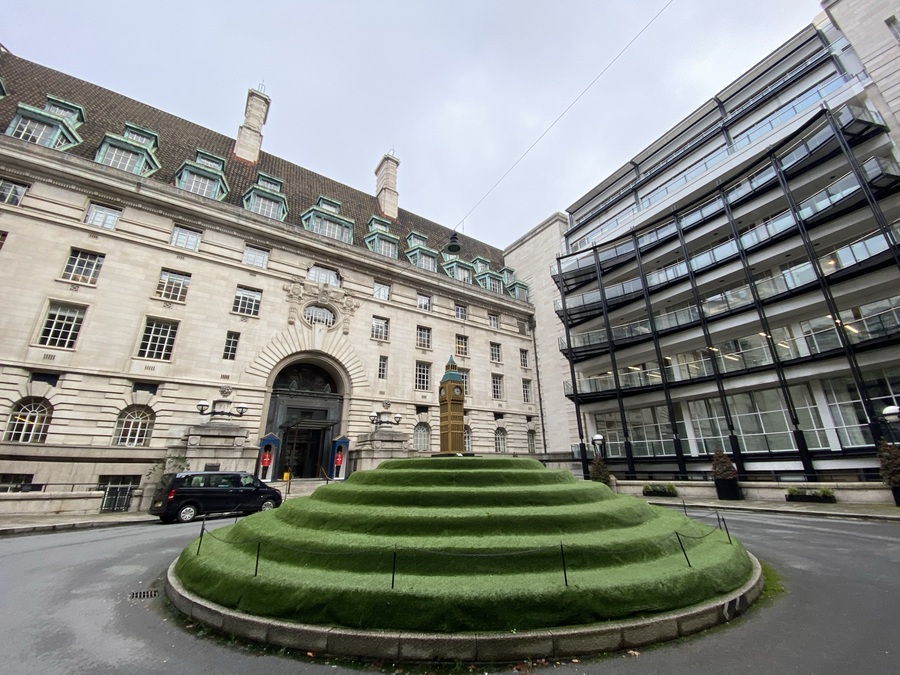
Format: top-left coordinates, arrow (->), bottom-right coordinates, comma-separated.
234,88 -> 270,163
375,153 -> 400,219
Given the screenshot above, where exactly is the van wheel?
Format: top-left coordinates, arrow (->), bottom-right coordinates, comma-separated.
177,504 -> 199,523
260,499 -> 276,511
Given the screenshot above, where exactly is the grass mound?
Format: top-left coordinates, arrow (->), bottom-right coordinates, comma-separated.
174,455 -> 753,632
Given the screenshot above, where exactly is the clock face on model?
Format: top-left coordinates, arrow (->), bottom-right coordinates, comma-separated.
439,387 -> 446,397
453,386 -> 462,396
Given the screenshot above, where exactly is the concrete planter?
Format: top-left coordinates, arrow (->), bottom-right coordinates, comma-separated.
785,493 -> 836,504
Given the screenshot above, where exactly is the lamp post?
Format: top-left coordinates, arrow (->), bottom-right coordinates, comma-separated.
196,399 -> 248,418
882,405 -> 900,443
591,433 -> 606,460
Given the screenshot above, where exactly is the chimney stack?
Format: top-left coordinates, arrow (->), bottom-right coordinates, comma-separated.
375,153 -> 400,219
234,88 -> 270,163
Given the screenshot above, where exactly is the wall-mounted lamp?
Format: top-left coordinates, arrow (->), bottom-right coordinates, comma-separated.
369,410 -> 402,426
197,399 -> 248,418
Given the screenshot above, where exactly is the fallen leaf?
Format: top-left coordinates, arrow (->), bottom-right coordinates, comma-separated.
627,649 -> 640,657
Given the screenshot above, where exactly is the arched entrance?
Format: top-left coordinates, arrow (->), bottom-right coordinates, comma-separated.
266,363 -> 343,479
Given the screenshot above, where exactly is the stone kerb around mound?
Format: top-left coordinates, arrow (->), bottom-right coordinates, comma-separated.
168,455 -> 759,658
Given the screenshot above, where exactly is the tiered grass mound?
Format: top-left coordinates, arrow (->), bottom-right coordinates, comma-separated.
174,456 -> 752,632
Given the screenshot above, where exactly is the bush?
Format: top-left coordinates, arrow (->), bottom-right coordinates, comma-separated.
877,439 -> 900,487
589,454 -> 611,486
711,449 -> 738,480
643,483 -> 677,497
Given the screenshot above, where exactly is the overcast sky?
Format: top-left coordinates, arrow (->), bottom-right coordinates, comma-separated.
4,0 -> 824,249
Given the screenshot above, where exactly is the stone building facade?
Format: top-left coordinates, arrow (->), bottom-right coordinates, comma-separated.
0,49 -> 541,495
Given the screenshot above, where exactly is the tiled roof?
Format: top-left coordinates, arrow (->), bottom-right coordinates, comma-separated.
0,51 -> 507,270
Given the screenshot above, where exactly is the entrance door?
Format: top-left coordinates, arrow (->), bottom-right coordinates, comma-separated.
281,427 -> 325,479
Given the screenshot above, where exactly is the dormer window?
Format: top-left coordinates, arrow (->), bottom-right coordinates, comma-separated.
257,173 -> 283,192
500,267 -> 516,284
6,96 -> 85,150
443,261 -> 474,284
95,124 -> 160,176
316,196 -> 341,214
243,177 -> 288,221
407,232 -> 427,248
365,231 -> 399,258
508,281 -> 529,301
407,247 -> 437,272
368,216 -> 391,233
175,150 -> 228,200
472,257 -> 490,274
477,270 -> 505,295
300,204 -> 353,245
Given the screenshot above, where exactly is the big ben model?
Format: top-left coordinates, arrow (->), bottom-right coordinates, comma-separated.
439,357 -> 466,453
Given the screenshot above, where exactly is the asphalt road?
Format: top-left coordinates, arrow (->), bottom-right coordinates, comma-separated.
0,511 -> 897,675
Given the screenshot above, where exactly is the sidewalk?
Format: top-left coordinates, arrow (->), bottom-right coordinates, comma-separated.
0,496 -> 897,538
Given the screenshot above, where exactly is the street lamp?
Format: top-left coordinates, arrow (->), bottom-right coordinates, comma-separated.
591,433 -> 606,459
196,399 -> 248,418
881,405 -> 900,443
369,410 -> 402,426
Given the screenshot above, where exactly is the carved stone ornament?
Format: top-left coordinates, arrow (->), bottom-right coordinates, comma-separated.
283,274 -> 359,332
219,385 -> 234,398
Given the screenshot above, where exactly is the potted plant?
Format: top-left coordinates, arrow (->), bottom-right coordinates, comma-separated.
877,438 -> 900,507
589,454 -> 611,486
711,449 -> 742,500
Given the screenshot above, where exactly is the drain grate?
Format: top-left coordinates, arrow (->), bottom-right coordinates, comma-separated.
128,589 -> 160,600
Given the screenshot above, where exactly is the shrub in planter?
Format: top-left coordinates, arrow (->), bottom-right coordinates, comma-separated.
589,454 -> 611,486
711,449 -> 742,501
785,486 -> 836,503
876,439 -> 900,506
643,483 -> 678,497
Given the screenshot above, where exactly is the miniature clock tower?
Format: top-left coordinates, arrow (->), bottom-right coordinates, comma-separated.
439,357 -> 466,453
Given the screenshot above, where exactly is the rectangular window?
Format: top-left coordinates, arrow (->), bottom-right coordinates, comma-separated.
492,374 -> 504,400
39,303 -> 85,349
0,231 -> 6,250
156,269 -> 191,302
371,317 -> 389,341
373,282 -> 391,301
522,379 -> 532,403
455,334 -> 469,357
123,129 -> 152,146
415,362 -> 431,391
459,369 -> 470,396
490,342 -> 502,362
62,249 -> 104,285
11,117 -> 56,146
416,326 -> 432,349
488,277 -> 503,294
242,244 -> 269,269
308,214 -> 352,243
100,145 -> 141,172
455,304 -> 468,320
138,318 -> 178,360
417,293 -> 432,311
378,355 -> 388,379
456,267 -> 473,284
84,203 -> 121,230
249,194 -> 282,219
170,225 -> 202,251
375,238 -> 398,258
308,265 -> 340,287
488,313 -> 499,329
417,254 -> 437,271
258,176 -> 281,191
223,331 -> 240,360
887,16 -> 900,42
0,178 -> 28,205
233,286 -> 262,316
181,171 -> 218,198
520,349 -> 529,368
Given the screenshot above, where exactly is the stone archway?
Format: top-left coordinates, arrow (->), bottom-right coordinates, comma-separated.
266,363 -> 343,479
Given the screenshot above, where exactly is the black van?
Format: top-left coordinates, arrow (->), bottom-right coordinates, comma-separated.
149,471 -> 282,523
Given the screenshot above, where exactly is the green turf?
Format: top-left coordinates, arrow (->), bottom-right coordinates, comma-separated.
174,455 -> 753,632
